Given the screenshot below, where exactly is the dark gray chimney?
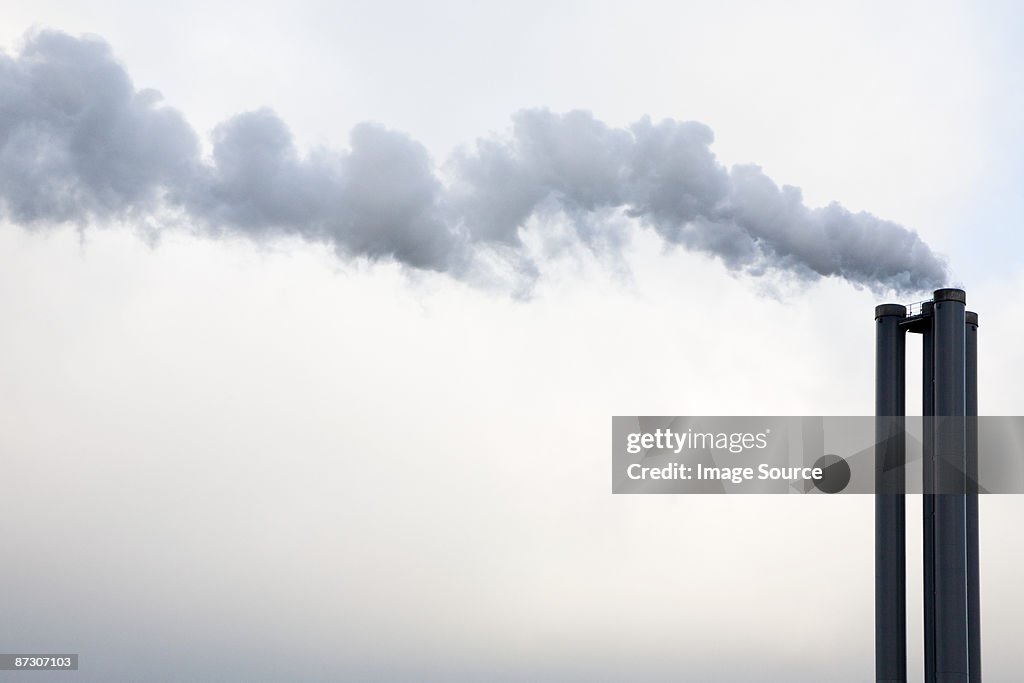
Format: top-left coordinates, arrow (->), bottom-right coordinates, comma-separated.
874,288 -> 980,683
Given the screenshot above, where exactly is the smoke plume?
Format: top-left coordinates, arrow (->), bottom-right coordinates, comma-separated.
0,30 -> 948,294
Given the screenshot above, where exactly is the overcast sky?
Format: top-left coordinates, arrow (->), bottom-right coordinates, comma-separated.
2,2 -> 1024,681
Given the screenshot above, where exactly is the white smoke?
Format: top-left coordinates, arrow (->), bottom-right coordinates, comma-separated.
0,30 -> 948,295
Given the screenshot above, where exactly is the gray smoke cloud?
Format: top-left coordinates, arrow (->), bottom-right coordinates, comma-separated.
0,30 -> 948,294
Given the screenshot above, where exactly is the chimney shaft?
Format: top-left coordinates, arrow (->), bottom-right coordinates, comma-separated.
875,288 -> 980,682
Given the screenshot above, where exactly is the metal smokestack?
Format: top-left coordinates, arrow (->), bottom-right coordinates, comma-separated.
966,310 -> 980,682
931,288 -> 969,683
875,303 -> 907,683
874,288 -> 980,683
922,299 -> 936,683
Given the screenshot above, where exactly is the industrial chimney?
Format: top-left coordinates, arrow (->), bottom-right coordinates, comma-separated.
875,288 -> 980,683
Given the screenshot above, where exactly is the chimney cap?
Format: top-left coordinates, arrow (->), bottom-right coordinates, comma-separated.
933,288 -> 966,304
966,310 -> 979,327
875,303 -> 907,319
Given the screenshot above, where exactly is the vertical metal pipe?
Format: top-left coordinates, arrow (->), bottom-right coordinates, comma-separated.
923,302 -> 936,683
932,288 -> 968,683
876,303 -> 907,683
965,311 -> 980,681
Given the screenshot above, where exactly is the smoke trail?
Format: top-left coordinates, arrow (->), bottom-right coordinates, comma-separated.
0,30 -> 947,294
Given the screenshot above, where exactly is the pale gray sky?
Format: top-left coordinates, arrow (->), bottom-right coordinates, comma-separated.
1,2 -> 1023,681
